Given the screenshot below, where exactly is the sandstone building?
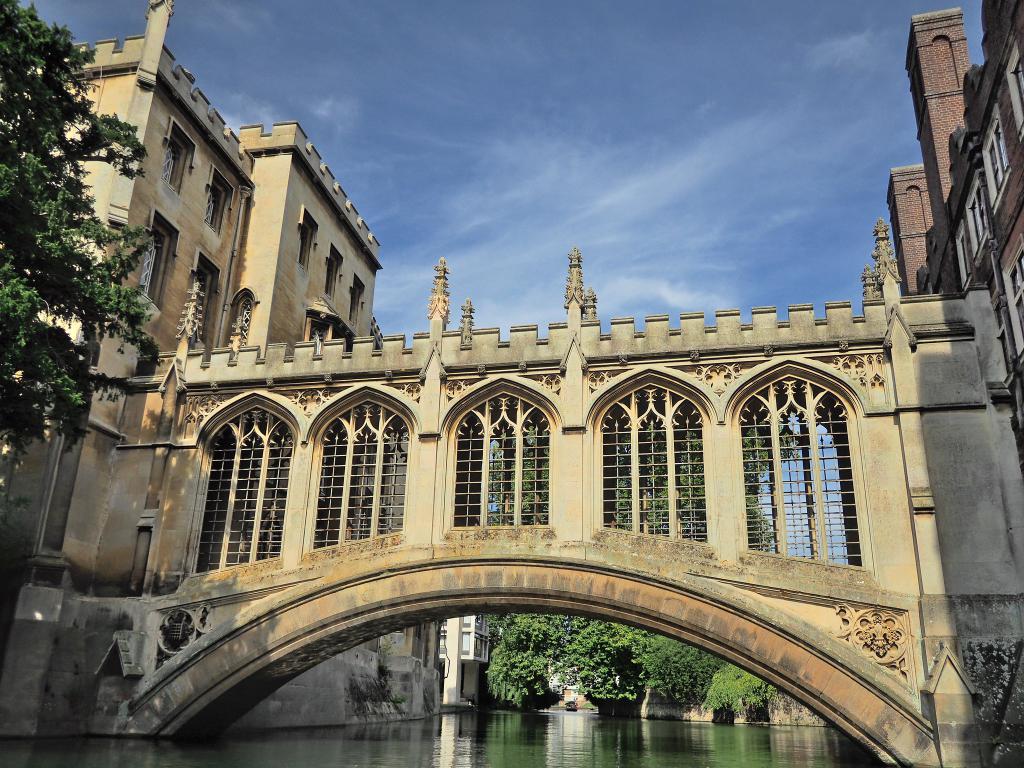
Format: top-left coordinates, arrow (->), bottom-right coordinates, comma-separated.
1,2 -> 1024,767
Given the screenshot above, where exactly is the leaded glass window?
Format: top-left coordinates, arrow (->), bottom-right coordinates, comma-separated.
314,404 -> 410,547
739,378 -> 861,566
196,409 -> 293,572
452,395 -> 551,527
599,386 -> 707,540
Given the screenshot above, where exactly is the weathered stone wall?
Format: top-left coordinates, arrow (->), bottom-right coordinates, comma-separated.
641,688 -> 826,726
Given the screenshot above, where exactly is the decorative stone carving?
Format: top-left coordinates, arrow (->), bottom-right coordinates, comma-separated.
862,218 -> 900,301
831,354 -> 885,390
763,344 -> 775,358
446,378 -> 475,400
289,387 -> 338,414
689,350 -> 701,362
836,604 -> 910,683
183,393 -> 228,430
588,370 -> 614,392
694,363 -> 742,395
386,381 -> 421,402
156,605 -> 210,667
427,257 -> 451,325
583,287 -> 598,321
531,374 -> 562,396
175,279 -> 204,341
459,298 -> 474,346
565,246 -> 585,309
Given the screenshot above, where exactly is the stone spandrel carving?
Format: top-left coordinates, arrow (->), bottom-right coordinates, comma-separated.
386,381 -> 422,402
156,604 -> 210,668
830,354 -> 885,391
183,393 -> 229,433
587,370 -> 614,392
289,387 -> 342,415
529,373 -> 562,396
693,363 -> 743,395
836,604 -> 911,684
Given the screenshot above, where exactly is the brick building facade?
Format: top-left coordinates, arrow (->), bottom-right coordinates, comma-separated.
889,3 -> 1024,464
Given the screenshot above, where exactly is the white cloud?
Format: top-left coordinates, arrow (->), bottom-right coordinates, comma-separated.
807,30 -> 878,70
311,95 -> 361,135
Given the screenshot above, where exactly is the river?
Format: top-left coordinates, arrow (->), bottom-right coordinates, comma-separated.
0,710 -> 879,767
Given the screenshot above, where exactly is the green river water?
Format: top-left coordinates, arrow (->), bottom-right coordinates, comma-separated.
0,710 -> 880,767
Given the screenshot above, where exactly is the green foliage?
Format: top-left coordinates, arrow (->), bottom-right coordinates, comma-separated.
0,0 -> 154,455
702,663 -> 778,718
562,618 -> 652,703
485,614 -> 564,709
640,635 -> 723,707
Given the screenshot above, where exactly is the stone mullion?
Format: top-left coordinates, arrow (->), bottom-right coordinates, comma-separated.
768,393 -> 788,557
665,400 -> 679,540
629,395 -> 640,535
340,418 -> 355,542
246,419 -> 273,564
804,392 -> 829,563
478,406 -> 490,527
218,422 -> 244,571
513,408 -> 524,527
369,417 -> 386,538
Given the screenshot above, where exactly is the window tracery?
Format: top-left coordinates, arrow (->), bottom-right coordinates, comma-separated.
314,403 -> 410,548
453,395 -> 551,527
196,408 -> 293,572
600,386 -> 707,540
739,378 -> 861,566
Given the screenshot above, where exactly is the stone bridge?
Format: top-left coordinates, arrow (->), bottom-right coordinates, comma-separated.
3,246 -> 1024,768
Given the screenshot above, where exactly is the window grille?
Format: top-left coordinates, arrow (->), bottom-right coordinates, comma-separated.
139,233 -> 161,295
161,143 -> 178,184
314,403 -> 410,547
739,379 -> 861,566
599,386 -> 707,540
452,395 -> 551,527
231,293 -> 254,345
196,409 -> 293,572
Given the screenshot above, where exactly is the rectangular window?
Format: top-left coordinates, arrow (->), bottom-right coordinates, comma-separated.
967,182 -> 988,253
461,631 -> 472,656
204,170 -> 232,232
985,119 -> 1009,197
349,275 -> 364,324
1009,253 -> 1024,353
298,209 -> 318,269
325,246 -> 342,298
161,123 -> 193,193
193,255 -> 220,348
139,214 -> 177,305
955,225 -> 969,289
1009,48 -> 1024,129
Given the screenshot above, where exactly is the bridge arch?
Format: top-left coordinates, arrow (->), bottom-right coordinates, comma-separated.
126,560 -> 939,766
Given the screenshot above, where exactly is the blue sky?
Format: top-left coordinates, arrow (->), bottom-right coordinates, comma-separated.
31,0 -> 984,336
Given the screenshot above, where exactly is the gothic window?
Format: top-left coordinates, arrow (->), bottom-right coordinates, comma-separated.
204,170 -> 232,232
161,123 -> 192,193
349,275 -> 365,325
599,386 -> 707,540
298,208 -> 317,268
196,409 -> 294,572
739,378 -> 861,566
230,291 -> 255,346
325,246 -> 343,298
139,214 -> 176,304
314,404 -> 410,548
452,395 -> 551,527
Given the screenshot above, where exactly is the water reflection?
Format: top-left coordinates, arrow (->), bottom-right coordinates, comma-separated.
0,711 -> 878,768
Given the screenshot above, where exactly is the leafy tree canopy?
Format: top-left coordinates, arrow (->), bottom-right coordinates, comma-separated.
561,618 -> 652,703
0,0 -> 154,454
640,635 -> 724,707
702,663 -> 778,717
485,614 -> 565,709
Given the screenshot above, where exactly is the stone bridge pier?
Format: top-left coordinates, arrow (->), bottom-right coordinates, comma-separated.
2,246 -> 1023,767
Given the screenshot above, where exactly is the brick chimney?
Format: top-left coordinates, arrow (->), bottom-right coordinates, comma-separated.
887,165 -> 933,293
905,8 -> 970,259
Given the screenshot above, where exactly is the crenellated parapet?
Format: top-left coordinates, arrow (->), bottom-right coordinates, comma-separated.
237,122 -> 381,262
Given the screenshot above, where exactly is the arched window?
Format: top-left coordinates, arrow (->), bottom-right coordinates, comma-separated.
196,408 -> 294,572
229,290 -> 255,346
314,403 -> 410,547
739,378 -> 861,566
600,386 -> 707,540
453,395 -> 551,527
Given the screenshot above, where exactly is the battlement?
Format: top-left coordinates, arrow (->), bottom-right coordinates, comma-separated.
143,296 -> 978,391
87,35 -> 146,69
238,122 -> 381,260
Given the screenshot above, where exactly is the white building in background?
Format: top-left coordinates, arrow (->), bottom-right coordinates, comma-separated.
440,616 -> 489,706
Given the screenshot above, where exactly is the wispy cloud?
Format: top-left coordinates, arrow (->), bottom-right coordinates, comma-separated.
807,30 -> 879,70
311,95 -> 361,135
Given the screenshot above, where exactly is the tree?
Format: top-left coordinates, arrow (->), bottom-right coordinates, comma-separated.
0,0 -> 154,455
702,663 -> 778,721
561,618 -> 651,709
640,635 -> 723,707
485,614 -> 564,709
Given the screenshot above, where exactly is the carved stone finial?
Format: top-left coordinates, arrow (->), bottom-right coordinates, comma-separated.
565,246 -> 585,310
862,218 -> 899,301
175,279 -> 204,342
147,0 -> 174,18
460,298 -> 474,346
583,287 -> 598,321
427,257 -> 451,326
